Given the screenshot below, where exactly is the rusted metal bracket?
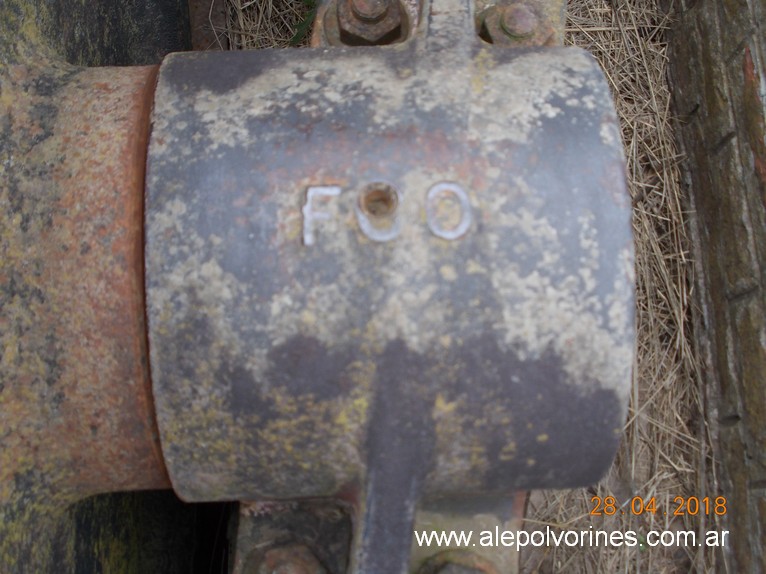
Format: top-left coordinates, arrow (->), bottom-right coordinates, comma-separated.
145,0 -> 633,571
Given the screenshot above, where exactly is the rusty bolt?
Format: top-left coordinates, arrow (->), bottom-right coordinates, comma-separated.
480,1 -> 554,47
351,0 -> 389,22
499,3 -> 538,38
417,550 -> 499,574
336,0 -> 404,45
254,545 -> 326,574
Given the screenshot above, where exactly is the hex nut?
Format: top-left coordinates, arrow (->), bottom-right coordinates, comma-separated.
254,545 -> 326,574
480,1 -> 554,47
337,0 -> 404,45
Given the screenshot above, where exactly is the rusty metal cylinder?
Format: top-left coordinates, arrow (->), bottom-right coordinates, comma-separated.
1,52 -> 169,574
1,65 -> 169,494
145,40 -> 634,505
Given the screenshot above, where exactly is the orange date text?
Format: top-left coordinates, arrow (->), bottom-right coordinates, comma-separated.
589,496 -> 727,516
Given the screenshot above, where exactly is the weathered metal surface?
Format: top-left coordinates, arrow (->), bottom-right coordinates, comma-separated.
479,1 -> 556,47
336,0 -> 406,45
1,2 -> 170,570
146,0 -> 633,571
416,550 -> 499,573
475,0 -> 563,46
313,0 -> 564,47
189,0 -> 228,50
232,501 -> 352,574
314,0 -> 418,46
410,492 -> 526,573
230,496 -> 522,573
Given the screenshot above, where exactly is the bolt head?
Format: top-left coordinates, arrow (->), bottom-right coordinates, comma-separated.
337,0 -> 403,44
500,4 -> 538,38
350,0 -> 389,22
480,1 -> 554,47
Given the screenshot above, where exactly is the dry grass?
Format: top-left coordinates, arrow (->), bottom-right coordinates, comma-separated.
523,1 -> 718,572
223,0 -> 313,48
222,0 -> 718,571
